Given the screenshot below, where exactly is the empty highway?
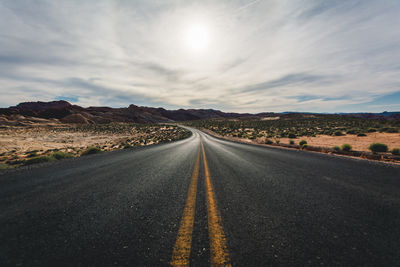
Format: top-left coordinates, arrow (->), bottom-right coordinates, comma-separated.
0,127 -> 399,266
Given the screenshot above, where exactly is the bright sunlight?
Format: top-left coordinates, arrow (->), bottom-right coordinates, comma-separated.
184,23 -> 210,52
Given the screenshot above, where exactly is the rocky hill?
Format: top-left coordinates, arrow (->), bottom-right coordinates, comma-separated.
0,100 -> 399,125
0,100 -> 249,124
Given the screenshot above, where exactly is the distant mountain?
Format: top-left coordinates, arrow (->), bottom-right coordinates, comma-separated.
0,100 -> 249,124
0,100 -> 399,124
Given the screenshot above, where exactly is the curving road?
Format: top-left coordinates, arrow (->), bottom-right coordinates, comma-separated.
0,127 -> 399,266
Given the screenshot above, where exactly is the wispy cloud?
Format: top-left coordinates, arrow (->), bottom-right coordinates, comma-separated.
0,0 -> 399,112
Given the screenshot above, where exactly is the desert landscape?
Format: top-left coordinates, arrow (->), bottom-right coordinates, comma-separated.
0,122 -> 190,169
185,114 -> 400,162
1,101 -> 400,168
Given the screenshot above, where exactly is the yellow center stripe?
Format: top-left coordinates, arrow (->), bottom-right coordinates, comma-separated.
171,147 -> 201,266
201,141 -> 232,267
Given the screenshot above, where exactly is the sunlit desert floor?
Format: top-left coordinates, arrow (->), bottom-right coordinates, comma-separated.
0,124 -> 189,165
279,132 -> 400,151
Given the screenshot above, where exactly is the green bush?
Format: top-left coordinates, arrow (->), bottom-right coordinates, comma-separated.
346,129 -> 358,134
333,146 -> 340,151
24,156 -> 54,165
52,151 -> 73,160
357,133 -> 367,137
299,140 -> 307,146
341,144 -> 352,152
81,146 -> 102,156
289,140 -> 295,145
391,148 -> 400,155
288,133 -> 296,138
368,128 -> 377,133
385,128 -> 398,133
369,143 -> 388,153
302,144 -> 308,149
334,131 -> 344,136
265,139 -> 273,144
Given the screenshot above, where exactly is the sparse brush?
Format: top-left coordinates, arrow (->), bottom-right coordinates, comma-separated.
26,151 -> 38,158
341,144 -> 352,152
123,144 -> 133,149
369,143 -> 388,153
0,163 -> 11,170
391,148 -> 400,155
385,128 -> 399,133
334,131 -> 344,136
299,140 -> 307,146
333,146 -> 340,151
289,140 -> 295,145
265,139 -> 273,144
357,133 -> 367,137
52,151 -> 73,160
24,156 -> 54,165
81,146 -> 102,156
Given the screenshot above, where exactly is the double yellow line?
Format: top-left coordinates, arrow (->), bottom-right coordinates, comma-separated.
171,140 -> 231,266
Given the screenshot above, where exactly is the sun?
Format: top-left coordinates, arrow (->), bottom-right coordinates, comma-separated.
184,23 -> 210,52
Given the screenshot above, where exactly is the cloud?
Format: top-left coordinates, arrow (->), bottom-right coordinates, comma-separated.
240,73 -> 335,93
0,0 -> 400,112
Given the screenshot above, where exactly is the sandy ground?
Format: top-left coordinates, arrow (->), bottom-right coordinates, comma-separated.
201,128 -> 399,152
0,128 -> 134,154
279,132 -> 400,151
0,125 -> 188,164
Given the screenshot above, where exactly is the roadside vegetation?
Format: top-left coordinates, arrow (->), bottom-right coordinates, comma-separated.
185,115 -> 400,162
0,124 -> 191,169
184,115 -> 399,139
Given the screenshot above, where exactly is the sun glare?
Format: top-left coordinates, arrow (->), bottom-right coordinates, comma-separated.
184,23 -> 210,52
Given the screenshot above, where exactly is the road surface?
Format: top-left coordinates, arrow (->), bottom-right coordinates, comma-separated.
0,127 -> 399,266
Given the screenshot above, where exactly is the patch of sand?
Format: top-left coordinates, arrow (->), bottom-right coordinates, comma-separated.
280,132 -> 400,151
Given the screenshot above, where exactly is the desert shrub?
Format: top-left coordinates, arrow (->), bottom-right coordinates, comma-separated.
346,129 -> 358,134
369,143 -> 388,153
341,144 -> 352,152
265,139 -> 273,144
367,128 -> 377,133
289,140 -> 295,145
24,156 -> 54,165
299,140 -> 307,146
391,148 -> 400,155
52,151 -> 73,160
302,144 -> 308,149
333,146 -> 340,151
357,133 -> 367,137
81,146 -> 102,156
385,128 -> 398,133
0,163 -> 11,170
334,131 -> 344,136
26,151 -> 38,158
123,144 -> 133,149
288,133 -> 296,138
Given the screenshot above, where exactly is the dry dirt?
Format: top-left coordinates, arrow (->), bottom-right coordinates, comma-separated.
0,124 -> 189,165
0,127 -> 135,155
279,132 -> 400,151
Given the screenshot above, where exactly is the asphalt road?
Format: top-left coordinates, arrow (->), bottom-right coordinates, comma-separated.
1,127 -> 399,266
